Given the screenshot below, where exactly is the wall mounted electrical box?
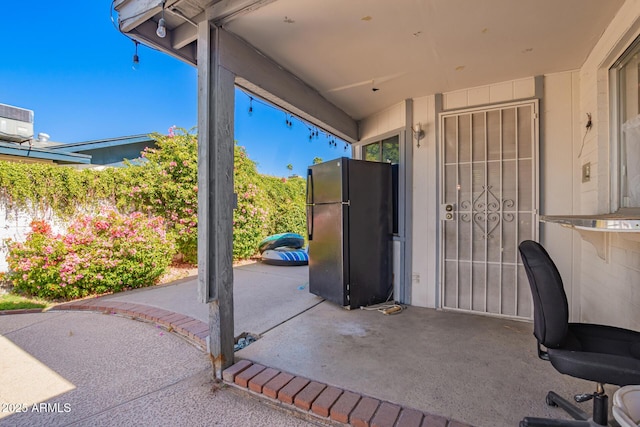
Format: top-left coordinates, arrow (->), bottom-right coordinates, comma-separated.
582,162 -> 591,183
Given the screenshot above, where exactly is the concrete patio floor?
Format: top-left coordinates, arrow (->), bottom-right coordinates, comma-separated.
0,261 -> 615,426
237,300 -> 600,427
104,261 -> 605,426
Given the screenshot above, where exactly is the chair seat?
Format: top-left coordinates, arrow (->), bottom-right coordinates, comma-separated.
519,240 -> 640,426
548,323 -> 640,386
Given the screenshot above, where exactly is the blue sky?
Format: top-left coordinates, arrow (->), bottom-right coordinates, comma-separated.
1,1 -> 348,177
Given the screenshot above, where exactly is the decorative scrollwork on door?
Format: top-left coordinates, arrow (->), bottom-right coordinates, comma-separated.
459,185 -> 515,239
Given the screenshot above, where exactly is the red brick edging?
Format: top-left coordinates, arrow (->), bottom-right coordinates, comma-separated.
50,299 -> 208,349
223,360 -> 473,427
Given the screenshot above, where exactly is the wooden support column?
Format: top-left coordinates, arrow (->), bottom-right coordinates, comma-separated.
196,20 -> 235,379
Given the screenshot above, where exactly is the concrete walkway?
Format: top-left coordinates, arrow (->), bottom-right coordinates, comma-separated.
101,262 -> 317,336
0,262 -> 599,427
0,312 -> 318,427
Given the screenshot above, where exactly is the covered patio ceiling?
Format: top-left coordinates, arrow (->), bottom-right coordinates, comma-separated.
115,0 -> 623,124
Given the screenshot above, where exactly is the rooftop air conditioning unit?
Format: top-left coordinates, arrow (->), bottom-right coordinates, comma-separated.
0,103 -> 34,143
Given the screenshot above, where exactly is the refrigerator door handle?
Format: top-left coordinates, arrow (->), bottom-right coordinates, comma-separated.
307,205 -> 314,240
306,168 -> 313,205
306,168 -> 314,240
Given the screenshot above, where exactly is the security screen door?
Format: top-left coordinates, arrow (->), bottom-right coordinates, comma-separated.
440,101 -> 538,319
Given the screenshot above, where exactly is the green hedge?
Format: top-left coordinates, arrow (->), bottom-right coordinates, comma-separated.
0,129 -> 307,263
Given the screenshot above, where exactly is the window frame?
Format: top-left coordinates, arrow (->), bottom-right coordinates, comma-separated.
610,35 -> 640,212
362,135 -> 400,164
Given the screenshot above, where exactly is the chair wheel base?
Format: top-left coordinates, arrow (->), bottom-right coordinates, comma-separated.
520,390 -> 609,427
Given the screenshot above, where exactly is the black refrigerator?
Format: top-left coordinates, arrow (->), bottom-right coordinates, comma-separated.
306,157 -> 392,309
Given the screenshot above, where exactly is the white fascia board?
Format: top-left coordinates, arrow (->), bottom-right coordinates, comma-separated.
115,0 -> 163,33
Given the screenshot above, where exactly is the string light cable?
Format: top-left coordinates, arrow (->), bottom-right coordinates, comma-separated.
237,88 -> 350,151
110,0 -> 163,67
577,112 -> 593,158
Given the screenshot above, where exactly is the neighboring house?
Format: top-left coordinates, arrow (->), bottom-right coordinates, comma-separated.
0,140 -> 91,165
116,0 -> 640,373
46,134 -> 157,167
0,103 -> 156,166
0,103 -> 91,165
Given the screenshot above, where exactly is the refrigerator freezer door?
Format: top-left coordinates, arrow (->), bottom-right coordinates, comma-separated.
308,203 -> 349,306
308,158 -> 348,204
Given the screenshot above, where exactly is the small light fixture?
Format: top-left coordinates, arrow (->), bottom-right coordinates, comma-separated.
284,113 -> 293,128
412,123 -> 425,148
132,40 -> 140,70
156,1 -> 167,38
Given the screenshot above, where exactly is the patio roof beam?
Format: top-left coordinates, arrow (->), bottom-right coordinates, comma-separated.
116,0 -> 276,51
208,0 -> 278,25
218,29 -> 359,142
115,1 -> 357,140
170,12 -> 202,50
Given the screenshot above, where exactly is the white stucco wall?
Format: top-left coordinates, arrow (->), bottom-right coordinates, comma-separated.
539,70 -> 582,320
359,72 -> 593,316
574,0 -> 640,330
0,205 -> 66,273
359,2 -> 640,324
442,77 -> 536,110
359,103 -> 406,142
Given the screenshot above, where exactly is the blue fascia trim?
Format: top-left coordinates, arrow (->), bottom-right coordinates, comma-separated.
48,135 -> 155,153
0,142 -> 92,163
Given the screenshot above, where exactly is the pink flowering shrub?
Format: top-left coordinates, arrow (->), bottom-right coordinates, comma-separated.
134,129 -> 198,262
5,212 -> 174,300
234,182 -> 270,258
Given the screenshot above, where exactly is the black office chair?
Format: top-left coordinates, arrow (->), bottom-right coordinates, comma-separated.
518,240 -> 640,427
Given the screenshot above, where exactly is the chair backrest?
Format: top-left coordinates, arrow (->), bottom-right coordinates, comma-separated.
518,240 -> 569,348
